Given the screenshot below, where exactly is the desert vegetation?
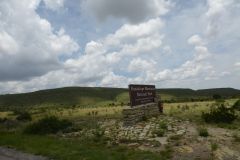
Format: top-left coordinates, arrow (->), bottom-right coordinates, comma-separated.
0,87 -> 240,160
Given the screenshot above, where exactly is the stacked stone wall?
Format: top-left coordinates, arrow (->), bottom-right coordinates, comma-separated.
122,103 -> 159,126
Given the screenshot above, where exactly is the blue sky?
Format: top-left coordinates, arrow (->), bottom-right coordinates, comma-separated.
0,0 -> 240,93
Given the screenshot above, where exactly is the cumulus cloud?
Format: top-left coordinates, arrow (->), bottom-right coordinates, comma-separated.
0,31 -> 19,55
100,72 -> 127,87
235,62 -> 240,67
43,0 -> 65,11
143,33 -> 213,84
128,58 -> 156,73
0,17 -> 167,93
83,0 -> 172,23
188,34 -> 204,46
1,0 -> 240,93
0,0 -> 79,81
205,0 -> 234,38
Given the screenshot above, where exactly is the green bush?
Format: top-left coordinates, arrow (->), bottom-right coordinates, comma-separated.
198,127 -> 209,137
16,112 -> 32,121
202,104 -> 238,123
0,118 -> 7,123
24,116 -> 72,135
232,99 -> 240,111
152,129 -> 165,137
159,121 -> 168,130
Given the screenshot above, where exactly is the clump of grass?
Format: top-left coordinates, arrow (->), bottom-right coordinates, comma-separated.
152,129 -> 165,137
210,142 -> 218,160
198,127 -> 209,137
159,120 -> 168,130
152,120 -> 168,137
211,142 -> 218,151
24,116 -> 72,135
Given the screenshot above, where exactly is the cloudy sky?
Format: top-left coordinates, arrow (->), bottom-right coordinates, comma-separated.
0,0 -> 240,93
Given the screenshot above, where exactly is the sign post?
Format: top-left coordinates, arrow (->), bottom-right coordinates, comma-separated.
129,84 -> 156,107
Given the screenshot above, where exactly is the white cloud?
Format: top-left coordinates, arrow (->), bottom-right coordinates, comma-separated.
188,34 -> 204,46
0,31 -> 19,55
144,33 -> 214,84
100,72 -> 127,87
85,41 -> 105,55
194,46 -> 211,61
235,62 -> 240,67
205,0 -> 234,38
1,0 -> 240,93
43,0 -> 65,11
128,58 -> 156,72
83,0 -> 172,23
0,0 -> 79,81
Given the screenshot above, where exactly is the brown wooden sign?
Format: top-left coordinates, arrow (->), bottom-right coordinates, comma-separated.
129,84 -> 156,107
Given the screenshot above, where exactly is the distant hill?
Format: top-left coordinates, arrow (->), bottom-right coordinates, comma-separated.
0,87 -> 240,111
157,88 -> 240,102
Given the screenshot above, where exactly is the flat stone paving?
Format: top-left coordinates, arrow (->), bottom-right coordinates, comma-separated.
0,147 -> 48,160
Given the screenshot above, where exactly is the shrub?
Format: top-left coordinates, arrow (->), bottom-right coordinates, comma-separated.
211,142 -> 218,151
0,118 -> 7,123
202,104 -> 238,123
159,121 -> 168,130
24,116 -> 72,135
16,112 -> 32,121
198,127 -> 209,137
92,127 -> 105,139
232,99 -> 240,111
152,129 -> 165,137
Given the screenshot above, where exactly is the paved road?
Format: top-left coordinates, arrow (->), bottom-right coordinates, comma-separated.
0,147 -> 48,160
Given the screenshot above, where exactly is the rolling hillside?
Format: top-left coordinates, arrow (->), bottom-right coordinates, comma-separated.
0,87 -> 240,111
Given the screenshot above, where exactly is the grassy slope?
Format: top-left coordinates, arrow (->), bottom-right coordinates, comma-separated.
0,87 -> 240,111
0,87 -> 127,110
0,132 -> 169,160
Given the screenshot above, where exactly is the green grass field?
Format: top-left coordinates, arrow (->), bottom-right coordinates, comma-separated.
0,132 -> 171,160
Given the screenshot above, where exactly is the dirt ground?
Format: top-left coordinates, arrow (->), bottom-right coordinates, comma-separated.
0,147 -> 48,160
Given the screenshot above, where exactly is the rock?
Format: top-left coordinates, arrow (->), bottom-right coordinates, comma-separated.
128,143 -> 140,148
177,145 -> 193,153
176,130 -> 186,136
154,137 -> 168,145
197,137 -> 206,142
104,130 -> 110,135
167,125 -> 173,131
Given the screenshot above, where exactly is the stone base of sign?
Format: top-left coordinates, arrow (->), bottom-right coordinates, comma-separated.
122,103 -> 159,126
